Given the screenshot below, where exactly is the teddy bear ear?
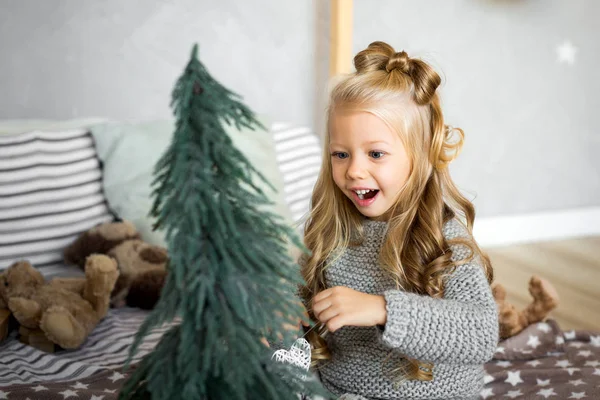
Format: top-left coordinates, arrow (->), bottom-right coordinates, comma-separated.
139,247 -> 168,264
5,261 -> 44,287
491,283 -> 506,301
64,221 -> 141,267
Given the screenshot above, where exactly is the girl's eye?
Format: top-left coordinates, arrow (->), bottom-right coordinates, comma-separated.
370,151 -> 385,159
331,152 -> 348,159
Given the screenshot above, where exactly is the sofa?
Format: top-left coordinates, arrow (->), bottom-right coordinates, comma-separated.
0,117 -> 322,393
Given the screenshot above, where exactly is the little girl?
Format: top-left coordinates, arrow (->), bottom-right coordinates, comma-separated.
297,41 -> 499,400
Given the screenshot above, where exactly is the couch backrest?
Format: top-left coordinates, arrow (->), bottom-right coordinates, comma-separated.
0,129 -> 114,277
271,122 -> 322,233
0,120 -> 323,277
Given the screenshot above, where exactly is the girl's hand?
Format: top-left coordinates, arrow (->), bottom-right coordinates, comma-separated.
261,300 -> 311,347
311,286 -> 387,333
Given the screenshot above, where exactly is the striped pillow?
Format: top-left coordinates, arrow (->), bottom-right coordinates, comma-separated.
271,123 -> 323,231
0,129 -> 114,276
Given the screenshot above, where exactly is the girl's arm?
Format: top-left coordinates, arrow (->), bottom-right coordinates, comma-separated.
378,224 -> 499,365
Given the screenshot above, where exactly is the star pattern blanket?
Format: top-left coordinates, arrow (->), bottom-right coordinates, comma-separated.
482,319 -> 600,399
0,307 -> 171,397
0,368 -> 132,400
1,312 -> 599,400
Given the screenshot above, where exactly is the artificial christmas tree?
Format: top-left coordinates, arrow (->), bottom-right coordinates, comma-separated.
118,44 -> 329,400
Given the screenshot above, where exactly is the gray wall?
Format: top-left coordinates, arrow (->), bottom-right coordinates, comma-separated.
1,0 -> 598,218
0,0 -> 316,125
351,0 -> 600,218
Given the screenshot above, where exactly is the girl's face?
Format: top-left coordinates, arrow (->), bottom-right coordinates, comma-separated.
329,110 -> 411,221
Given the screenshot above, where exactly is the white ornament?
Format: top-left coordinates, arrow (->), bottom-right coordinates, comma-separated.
272,338 -> 312,379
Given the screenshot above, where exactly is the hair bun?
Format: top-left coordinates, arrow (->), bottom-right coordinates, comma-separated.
354,42 -> 412,75
386,51 -> 411,74
353,41 -> 442,105
354,41 -> 394,74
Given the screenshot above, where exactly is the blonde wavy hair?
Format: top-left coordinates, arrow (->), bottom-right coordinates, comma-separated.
298,41 -> 494,385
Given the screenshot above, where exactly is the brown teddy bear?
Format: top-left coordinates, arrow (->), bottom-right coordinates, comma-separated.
0,298 -> 11,342
64,221 -> 167,309
0,254 -> 119,349
492,275 -> 560,340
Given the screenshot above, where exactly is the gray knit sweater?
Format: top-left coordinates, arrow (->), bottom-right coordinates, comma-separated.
311,217 -> 499,400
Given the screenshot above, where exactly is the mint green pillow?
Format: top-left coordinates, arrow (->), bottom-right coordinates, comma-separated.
90,118 -> 293,246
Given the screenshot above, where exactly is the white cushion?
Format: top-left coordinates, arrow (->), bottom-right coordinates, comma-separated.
0,128 -> 114,276
271,122 -> 323,231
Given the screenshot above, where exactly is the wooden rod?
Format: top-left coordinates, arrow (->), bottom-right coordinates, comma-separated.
329,0 -> 353,77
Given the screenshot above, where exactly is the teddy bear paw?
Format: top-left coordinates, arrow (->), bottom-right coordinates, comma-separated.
529,275 -> 559,307
84,255 -> 120,291
85,254 -> 118,275
40,306 -> 87,349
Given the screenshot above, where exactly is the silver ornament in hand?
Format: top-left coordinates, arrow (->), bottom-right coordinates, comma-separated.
271,338 -> 312,379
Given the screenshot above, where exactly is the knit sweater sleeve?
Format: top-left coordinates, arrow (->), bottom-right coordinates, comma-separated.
378,220 -> 499,365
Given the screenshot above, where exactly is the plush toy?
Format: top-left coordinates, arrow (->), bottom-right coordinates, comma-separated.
0,254 -> 119,349
64,221 -> 167,309
492,275 -> 560,340
63,220 -> 140,266
107,239 -> 168,309
0,300 -> 11,342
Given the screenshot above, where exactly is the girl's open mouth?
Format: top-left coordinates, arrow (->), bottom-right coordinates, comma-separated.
351,189 -> 379,207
